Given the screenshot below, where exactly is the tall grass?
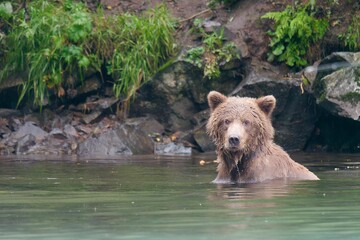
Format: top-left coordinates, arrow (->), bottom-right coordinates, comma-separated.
0,0 -> 176,114
1,1 -> 93,106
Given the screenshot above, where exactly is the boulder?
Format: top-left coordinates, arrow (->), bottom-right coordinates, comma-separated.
308,52 -> 360,121
77,129 -> 132,156
13,122 -> 48,141
16,134 -> 36,155
131,60 -> 242,131
66,76 -> 101,100
154,142 -> 192,155
115,118 -> 158,155
64,124 -> 79,139
77,117 -> 163,156
193,123 -> 215,152
232,66 -> 317,151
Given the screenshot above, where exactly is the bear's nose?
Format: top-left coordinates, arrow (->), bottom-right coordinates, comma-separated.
228,135 -> 240,146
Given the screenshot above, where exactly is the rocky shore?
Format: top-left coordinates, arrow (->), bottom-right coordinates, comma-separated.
1,0 -> 359,155
1,52 -> 359,156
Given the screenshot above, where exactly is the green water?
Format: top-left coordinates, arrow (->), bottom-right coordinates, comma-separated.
0,153 -> 359,240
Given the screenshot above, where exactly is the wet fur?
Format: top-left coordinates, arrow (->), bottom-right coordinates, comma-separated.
207,91 -> 319,183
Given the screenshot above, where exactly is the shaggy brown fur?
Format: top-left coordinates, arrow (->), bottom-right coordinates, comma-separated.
206,91 -> 319,183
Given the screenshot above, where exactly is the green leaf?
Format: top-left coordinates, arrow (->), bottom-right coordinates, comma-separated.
0,2 -> 13,16
79,56 -> 90,68
272,44 -> 285,56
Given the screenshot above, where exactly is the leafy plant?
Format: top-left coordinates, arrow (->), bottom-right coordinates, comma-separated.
0,1 -> 93,106
338,16 -> 360,51
261,1 -> 328,68
185,47 -> 205,68
184,20 -> 240,79
105,6 -> 176,105
0,1 -> 175,114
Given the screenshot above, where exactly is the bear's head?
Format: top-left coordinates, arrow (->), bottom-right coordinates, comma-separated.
206,91 -> 276,155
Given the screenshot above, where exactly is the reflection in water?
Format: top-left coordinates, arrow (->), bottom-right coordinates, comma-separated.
214,180 -> 294,200
0,153 -> 359,240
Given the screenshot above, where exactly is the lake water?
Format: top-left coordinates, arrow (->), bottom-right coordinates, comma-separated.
0,152 -> 359,240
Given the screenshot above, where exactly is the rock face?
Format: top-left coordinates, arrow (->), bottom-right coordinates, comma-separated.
232,68 -> 317,151
0,76 -> 23,109
131,60 -> 243,132
309,52 -> 360,121
302,52 -> 360,152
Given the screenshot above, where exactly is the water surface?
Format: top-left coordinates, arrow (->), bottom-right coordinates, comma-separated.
0,153 -> 359,240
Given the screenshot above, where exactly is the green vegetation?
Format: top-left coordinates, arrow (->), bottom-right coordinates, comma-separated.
338,16 -> 360,51
0,0 -> 175,112
184,19 -> 240,79
261,1 -> 328,68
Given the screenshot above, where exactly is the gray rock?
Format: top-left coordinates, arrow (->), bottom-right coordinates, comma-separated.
77,129 -> 132,156
49,128 -> 67,140
311,52 -> 360,121
0,124 -> 11,137
0,109 -> 22,118
68,77 -> 101,100
193,124 -> 215,152
115,118 -> 156,155
76,125 -> 93,135
76,97 -> 118,112
124,117 -> 164,137
81,111 -> 102,124
77,117 -> 161,156
154,142 -> 192,155
64,124 -> 79,138
232,68 -> 317,151
13,122 -> 48,141
132,60 -> 242,131
16,134 -> 36,154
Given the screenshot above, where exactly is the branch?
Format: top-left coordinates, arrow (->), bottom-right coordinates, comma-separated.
179,9 -> 212,23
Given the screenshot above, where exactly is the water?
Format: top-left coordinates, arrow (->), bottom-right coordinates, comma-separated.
0,153 -> 359,240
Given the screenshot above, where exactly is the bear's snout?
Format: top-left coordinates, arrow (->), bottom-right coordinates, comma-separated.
228,135 -> 240,147
224,122 -> 244,151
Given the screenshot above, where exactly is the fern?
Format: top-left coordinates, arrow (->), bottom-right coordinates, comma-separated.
338,16 -> 360,51
262,2 -> 328,68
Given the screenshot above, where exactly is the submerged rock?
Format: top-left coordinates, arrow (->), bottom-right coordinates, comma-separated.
154,142 -> 192,155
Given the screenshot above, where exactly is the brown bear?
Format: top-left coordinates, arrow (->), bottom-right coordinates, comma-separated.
206,91 -> 319,183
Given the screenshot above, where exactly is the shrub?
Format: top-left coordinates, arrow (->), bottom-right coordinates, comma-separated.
261,1 -> 328,68
184,19 -> 240,79
338,16 -> 360,51
0,0 -> 175,113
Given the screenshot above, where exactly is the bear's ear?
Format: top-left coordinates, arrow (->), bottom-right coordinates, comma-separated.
256,95 -> 276,116
208,91 -> 227,112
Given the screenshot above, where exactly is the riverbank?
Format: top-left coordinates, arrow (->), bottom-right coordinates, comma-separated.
1,0 -> 359,155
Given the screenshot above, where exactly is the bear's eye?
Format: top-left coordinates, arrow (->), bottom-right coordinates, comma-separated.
243,119 -> 250,126
224,119 -> 231,125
